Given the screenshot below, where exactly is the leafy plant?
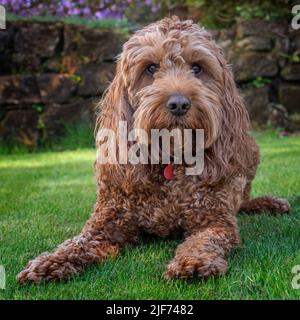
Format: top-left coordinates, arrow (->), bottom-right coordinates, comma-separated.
32,103 -> 45,114
279,51 -> 300,63
251,76 -> 272,88
184,0 -> 293,28
235,4 -> 282,21
7,13 -> 129,30
3,0 -> 164,25
70,74 -> 82,83
32,103 -> 46,139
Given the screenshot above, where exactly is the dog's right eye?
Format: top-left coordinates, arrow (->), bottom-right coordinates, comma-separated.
192,64 -> 203,75
146,64 -> 158,76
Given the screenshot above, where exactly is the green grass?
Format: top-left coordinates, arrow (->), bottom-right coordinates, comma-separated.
0,131 -> 300,300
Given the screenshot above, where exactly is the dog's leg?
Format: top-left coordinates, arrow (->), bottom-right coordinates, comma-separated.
165,219 -> 239,280
17,205 -> 138,284
17,232 -> 119,284
239,196 -> 290,214
240,182 -> 290,214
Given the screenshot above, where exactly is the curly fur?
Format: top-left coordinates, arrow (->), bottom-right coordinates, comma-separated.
18,17 -> 290,284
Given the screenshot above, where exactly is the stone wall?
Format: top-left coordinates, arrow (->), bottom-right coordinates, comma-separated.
0,21 -> 126,148
213,19 -> 300,132
0,19 -> 299,148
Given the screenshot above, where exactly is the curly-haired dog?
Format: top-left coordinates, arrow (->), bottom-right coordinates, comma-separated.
18,17 -> 290,283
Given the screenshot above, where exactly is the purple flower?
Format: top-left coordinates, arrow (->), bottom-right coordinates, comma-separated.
0,0 -> 164,20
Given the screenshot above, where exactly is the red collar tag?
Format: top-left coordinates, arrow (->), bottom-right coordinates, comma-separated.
164,164 -> 174,180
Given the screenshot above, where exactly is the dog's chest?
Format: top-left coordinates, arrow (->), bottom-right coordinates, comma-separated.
136,173 -> 207,236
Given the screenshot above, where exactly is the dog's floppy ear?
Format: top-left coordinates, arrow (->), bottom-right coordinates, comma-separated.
94,59 -> 135,186
95,61 -> 134,134
203,53 -> 251,184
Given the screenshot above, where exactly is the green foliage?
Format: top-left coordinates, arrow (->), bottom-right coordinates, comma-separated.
6,13 -> 129,30
183,0 -> 294,28
32,103 -> 46,139
46,124 -> 95,151
70,74 -> 82,83
251,77 -> 272,89
280,51 -> 300,63
36,118 -> 45,130
0,124 -> 95,154
32,103 -> 45,114
236,3 -> 285,21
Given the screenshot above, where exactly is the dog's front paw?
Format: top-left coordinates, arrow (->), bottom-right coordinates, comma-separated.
17,253 -> 69,284
164,254 -> 228,280
273,198 -> 291,213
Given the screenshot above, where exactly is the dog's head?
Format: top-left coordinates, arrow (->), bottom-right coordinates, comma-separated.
97,16 -> 250,184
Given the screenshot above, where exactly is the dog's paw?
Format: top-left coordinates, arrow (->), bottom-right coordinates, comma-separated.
17,253 -> 67,284
273,198 -> 291,213
164,254 -> 227,280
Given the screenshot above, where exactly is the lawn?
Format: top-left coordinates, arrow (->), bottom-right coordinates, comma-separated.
0,131 -> 300,300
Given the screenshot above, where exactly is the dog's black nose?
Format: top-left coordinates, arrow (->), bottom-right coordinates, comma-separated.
166,95 -> 191,116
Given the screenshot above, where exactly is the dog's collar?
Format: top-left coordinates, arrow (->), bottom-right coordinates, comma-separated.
164,164 -> 174,180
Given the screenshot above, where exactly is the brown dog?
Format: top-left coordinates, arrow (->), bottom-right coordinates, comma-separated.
18,16 -> 290,284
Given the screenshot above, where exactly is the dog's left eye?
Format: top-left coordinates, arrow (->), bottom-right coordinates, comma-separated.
146,64 -> 158,76
192,64 -> 203,75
